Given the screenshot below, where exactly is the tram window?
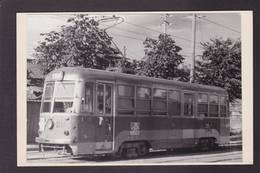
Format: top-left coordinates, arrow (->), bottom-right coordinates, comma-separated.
136,100 -> 151,110
53,102 -> 73,113
198,94 -> 208,117
168,90 -> 181,116
209,105 -> 219,117
81,83 -> 93,113
137,87 -> 151,99
136,87 -> 151,114
220,96 -> 226,105
153,100 -> 167,115
44,83 -> 54,100
42,84 -> 54,113
152,88 -> 167,115
153,88 -> 166,99
55,83 -> 75,99
42,102 -> 52,113
105,85 -> 112,114
118,98 -> 134,109
209,95 -> 219,117
209,95 -> 218,104
184,94 -> 194,116
97,84 -> 104,114
220,105 -> 226,114
220,96 -> 227,117
198,94 -> 208,103
118,85 -> 134,97
153,100 -> 167,110
168,90 -> 180,101
117,85 -> 135,114
51,83 -> 75,113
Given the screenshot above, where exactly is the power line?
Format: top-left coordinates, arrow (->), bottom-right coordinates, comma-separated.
110,35 -> 145,58
197,17 -> 241,34
124,21 -> 200,44
101,23 -> 156,38
104,21 -> 202,46
109,32 -> 145,42
125,21 -> 161,33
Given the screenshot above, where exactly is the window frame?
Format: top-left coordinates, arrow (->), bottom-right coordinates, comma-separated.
41,82 -> 55,113
136,85 -> 152,115
41,81 -> 76,114
183,92 -> 195,117
197,93 -> 209,117
80,82 -> 94,113
117,84 -> 135,115
209,94 -> 219,117
167,89 -> 181,116
219,95 -> 228,117
52,81 -> 76,113
152,87 -> 167,115
96,82 -> 114,116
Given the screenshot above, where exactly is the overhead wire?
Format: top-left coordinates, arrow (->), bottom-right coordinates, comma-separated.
109,32 -> 145,42
100,23 -> 156,38
124,21 -> 201,45
101,20 -> 204,50
197,16 -> 241,34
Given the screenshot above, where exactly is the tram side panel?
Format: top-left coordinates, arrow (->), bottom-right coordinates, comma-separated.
114,115 -> 189,151
219,118 -> 230,145
194,118 -> 222,143
134,116 -> 183,150
73,115 -> 114,155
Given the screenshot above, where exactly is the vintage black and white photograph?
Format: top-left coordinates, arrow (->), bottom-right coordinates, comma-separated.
17,11 -> 253,166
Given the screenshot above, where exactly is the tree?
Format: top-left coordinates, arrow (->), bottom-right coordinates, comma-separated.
33,15 -> 120,74
195,38 -> 241,102
138,34 -> 189,81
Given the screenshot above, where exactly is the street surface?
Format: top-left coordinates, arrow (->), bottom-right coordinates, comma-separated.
26,146 -> 242,165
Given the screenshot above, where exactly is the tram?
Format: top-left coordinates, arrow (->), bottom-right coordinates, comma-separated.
36,67 -> 230,157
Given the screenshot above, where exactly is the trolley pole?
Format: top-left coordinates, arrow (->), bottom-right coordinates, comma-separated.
190,14 -> 197,83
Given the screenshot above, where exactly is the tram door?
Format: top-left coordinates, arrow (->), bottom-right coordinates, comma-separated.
95,82 -> 114,152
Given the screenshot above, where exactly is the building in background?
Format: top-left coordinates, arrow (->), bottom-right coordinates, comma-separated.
27,59 -> 44,144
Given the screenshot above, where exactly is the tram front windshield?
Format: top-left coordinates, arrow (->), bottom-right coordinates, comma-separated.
41,82 -> 75,113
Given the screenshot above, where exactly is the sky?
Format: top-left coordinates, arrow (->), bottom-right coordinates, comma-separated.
26,12 -> 241,66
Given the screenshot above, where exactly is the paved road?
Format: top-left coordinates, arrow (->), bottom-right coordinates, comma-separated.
26,147 -> 242,165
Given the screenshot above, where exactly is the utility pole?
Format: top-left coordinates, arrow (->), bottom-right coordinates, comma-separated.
163,14 -> 169,35
118,46 -> 127,72
190,13 -> 197,83
123,46 -> 127,58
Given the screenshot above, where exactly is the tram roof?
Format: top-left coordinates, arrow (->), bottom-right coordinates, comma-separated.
46,67 -> 227,94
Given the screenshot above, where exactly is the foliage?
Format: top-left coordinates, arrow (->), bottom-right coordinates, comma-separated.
33,15 -> 120,74
119,58 -> 143,74
137,34 -> 189,82
195,38 -> 241,102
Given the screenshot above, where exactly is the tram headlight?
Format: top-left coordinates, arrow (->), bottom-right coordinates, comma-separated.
46,119 -> 54,129
38,130 -> 42,135
64,130 -> 70,136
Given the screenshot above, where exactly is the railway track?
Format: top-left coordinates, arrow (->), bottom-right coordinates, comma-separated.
26,142 -> 242,164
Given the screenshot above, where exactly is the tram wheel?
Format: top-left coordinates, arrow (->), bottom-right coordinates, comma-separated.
122,147 -> 138,159
138,143 -> 149,156
198,138 -> 216,151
